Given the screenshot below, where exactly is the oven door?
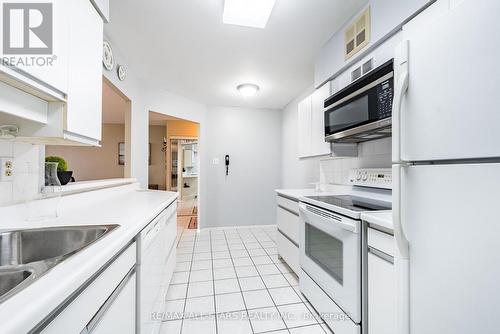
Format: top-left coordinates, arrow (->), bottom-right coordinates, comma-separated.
299,203 -> 362,323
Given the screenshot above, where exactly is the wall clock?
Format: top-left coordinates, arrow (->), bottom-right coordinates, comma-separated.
103,41 -> 114,71
117,65 -> 127,81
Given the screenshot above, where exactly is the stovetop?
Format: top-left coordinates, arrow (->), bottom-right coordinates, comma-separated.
302,195 -> 392,219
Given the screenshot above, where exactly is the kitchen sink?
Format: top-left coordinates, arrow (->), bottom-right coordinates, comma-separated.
0,225 -> 119,303
0,268 -> 34,298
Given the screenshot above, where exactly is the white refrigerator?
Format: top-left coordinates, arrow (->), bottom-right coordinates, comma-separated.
392,1 -> 500,334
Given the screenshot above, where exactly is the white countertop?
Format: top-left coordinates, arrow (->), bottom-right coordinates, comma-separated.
57,178 -> 137,195
361,211 -> 393,231
275,185 -> 352,201
0,184 -> 178,334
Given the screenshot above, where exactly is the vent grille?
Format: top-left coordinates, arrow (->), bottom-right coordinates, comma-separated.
345,7 -> 371,60
351,58 -> 374,82
362,58 -> 374,74
306,205 -> 342,222
351,66 -> 362,81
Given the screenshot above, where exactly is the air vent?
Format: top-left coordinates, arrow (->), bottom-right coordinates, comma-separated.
305,205 -> 342,222
362,58 -> 374,74
351,66 -> 362,82
344,7 -> 371,60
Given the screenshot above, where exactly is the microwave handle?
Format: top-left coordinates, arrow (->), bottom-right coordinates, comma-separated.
392,40 -> 410,164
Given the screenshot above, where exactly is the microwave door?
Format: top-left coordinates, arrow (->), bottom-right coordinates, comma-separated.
325,96 -> 370,135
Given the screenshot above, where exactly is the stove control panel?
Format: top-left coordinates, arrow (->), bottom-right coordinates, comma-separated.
349,168 -> 392,189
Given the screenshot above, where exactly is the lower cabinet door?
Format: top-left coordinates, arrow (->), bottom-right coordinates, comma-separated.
277,231 -> 300,275
91,272 -> 136,334
367,251 -> 396,334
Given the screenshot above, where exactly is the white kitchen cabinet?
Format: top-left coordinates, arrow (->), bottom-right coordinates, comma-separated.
91,272 -> 136,334
310,83 -> 331,157
42,243 -> 136,334
65,0 -> 103,142
0,81 -> 49,124
90,0 -> 110,22
367,228 -> 396,334
0,1 -> 70,97
298,83 -> 331,158
297,97 -> 312,158
276,195 -> 300,275
0,0 -> 104,146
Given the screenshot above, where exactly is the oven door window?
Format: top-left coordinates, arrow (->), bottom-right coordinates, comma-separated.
305,223 -> 343,285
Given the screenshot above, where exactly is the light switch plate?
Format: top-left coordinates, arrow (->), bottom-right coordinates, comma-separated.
0,157 -> 14,181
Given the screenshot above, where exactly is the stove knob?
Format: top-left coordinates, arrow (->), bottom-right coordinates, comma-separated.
356,173 -> 362,180
362,174 -> 368,181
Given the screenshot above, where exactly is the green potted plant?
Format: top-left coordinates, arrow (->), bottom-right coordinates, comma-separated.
45,156 -> 73,185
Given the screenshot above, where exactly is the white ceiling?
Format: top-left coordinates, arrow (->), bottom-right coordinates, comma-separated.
105,0 -> 366,109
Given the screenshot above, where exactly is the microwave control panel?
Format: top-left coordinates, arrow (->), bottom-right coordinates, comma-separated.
377,78 -> 393,119
349,168 -> 392,189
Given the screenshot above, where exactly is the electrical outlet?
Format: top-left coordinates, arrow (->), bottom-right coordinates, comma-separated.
0,157 -> 14,181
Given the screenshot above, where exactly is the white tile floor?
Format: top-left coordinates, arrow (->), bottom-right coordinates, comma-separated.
161,225 -> 333,334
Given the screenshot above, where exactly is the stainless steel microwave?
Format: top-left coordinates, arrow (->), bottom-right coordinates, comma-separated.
324,59 -> 394,143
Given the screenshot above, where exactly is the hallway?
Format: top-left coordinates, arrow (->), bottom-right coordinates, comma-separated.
161,222 -> 332,334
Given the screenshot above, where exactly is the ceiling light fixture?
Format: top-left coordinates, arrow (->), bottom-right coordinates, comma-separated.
223,0 -> 277,29
237,83 -> 260,97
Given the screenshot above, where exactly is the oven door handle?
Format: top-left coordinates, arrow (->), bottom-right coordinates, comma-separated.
299,203 -> 358,233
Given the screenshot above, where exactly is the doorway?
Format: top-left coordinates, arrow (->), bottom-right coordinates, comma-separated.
148,112 -> 199,230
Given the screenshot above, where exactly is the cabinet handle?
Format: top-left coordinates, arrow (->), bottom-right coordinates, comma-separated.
81,266 -> 136,334
368,247 -> 394,264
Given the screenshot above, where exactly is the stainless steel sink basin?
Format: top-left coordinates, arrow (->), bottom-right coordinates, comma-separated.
0,268 -> 34,296
0,225 -> 119,303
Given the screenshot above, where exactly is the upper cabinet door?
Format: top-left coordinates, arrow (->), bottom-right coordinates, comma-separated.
0,0 -> 70,95
298,97 -> 312,159
310,83 -> 331,157
90,0 -> 110,22
65,0 -> 103,142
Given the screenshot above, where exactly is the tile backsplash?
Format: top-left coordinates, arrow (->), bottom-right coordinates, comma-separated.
0,142 -> 44,206
320,137 -> 391,187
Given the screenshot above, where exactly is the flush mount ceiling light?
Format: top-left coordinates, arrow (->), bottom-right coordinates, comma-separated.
223,0 -> 277,29
237,83 -> 260,97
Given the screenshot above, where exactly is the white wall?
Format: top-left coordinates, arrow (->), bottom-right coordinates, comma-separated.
0,142 -> 43,206
46,124 -> 125,181
102,35 -> 209,227
205,106 -> 281,228
280,86 -> 322,189
320,137 -> 391,187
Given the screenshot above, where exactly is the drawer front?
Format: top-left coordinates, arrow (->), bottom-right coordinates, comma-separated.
277,195 -> 299,214
277,206 -> 300,244
277,232 -> 300,275
300,270 -> 360,334
91,272 -> 136,334
368,252 -> 396,334
42,243 -> 137,334
367,228 -> 395,257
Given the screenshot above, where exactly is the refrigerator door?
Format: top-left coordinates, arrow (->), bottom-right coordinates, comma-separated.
401,163 -> 500,334
394,0 -> 500,162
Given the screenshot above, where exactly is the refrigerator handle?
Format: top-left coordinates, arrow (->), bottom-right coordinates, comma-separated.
393,164 -> 409,259
393,164 -> 410,334
392,40 -> 410,163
